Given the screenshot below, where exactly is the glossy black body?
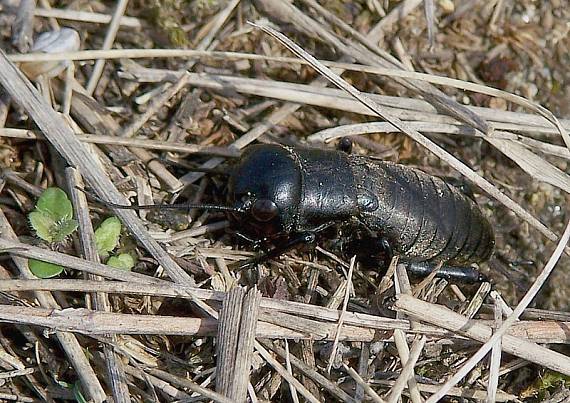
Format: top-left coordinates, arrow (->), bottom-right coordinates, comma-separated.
228,144 -> 494,267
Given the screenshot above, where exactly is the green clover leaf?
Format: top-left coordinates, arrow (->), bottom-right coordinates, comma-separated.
52,219 -> 78,243
36,187 -> 73,221
29,211 -> 56,242
29,188 -> 77,243
94,217 -> 122,255
29,259 -> 64,278
107,253 -> 135,271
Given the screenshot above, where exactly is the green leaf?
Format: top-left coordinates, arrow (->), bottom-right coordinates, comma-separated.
57,380 -> 87,403
107,254 -> 135,271
29,259 -> 64,278
51,219 -> 78,243
29,188 -> 77,243
94,217 -> 122,254
72,381 -> 88,403
36,187 -> 73,221
29,211 -> 56,242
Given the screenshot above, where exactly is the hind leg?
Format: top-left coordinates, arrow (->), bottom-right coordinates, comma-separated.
406,261 -> 488,284
343,232 -> 487,284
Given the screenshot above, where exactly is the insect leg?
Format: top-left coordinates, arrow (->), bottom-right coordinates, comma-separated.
406,261 -> 488,284
233,231 -> 273,252
232,232 -> 317,270
340,234 -> 394,269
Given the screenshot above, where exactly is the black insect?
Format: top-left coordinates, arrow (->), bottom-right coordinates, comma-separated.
226,143 -> 494,283
94,142 -> 494,283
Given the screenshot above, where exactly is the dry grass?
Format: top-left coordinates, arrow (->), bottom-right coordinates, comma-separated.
0,0 -> 569,402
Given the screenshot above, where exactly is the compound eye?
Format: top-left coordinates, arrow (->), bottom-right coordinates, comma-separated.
251,199 -> 278,222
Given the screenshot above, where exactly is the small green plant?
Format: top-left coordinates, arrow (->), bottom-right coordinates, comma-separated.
28,259 -> 65,279
28,187 -> 78,278
94,216 -> 135,271
27,189 -> 135,277
521,370 -> 570,399
107,253 -> 136,270
29,187 -> 78,243
94,216 -> 122,255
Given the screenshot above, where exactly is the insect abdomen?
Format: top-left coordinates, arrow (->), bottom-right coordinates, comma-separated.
350,156 -> 494,265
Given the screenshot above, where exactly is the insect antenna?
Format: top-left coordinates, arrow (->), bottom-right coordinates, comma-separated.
145,157 -> 231,176
78,187 -> 244,214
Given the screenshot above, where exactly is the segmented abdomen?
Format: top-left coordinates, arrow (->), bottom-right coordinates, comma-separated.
350,156 -> 494,265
